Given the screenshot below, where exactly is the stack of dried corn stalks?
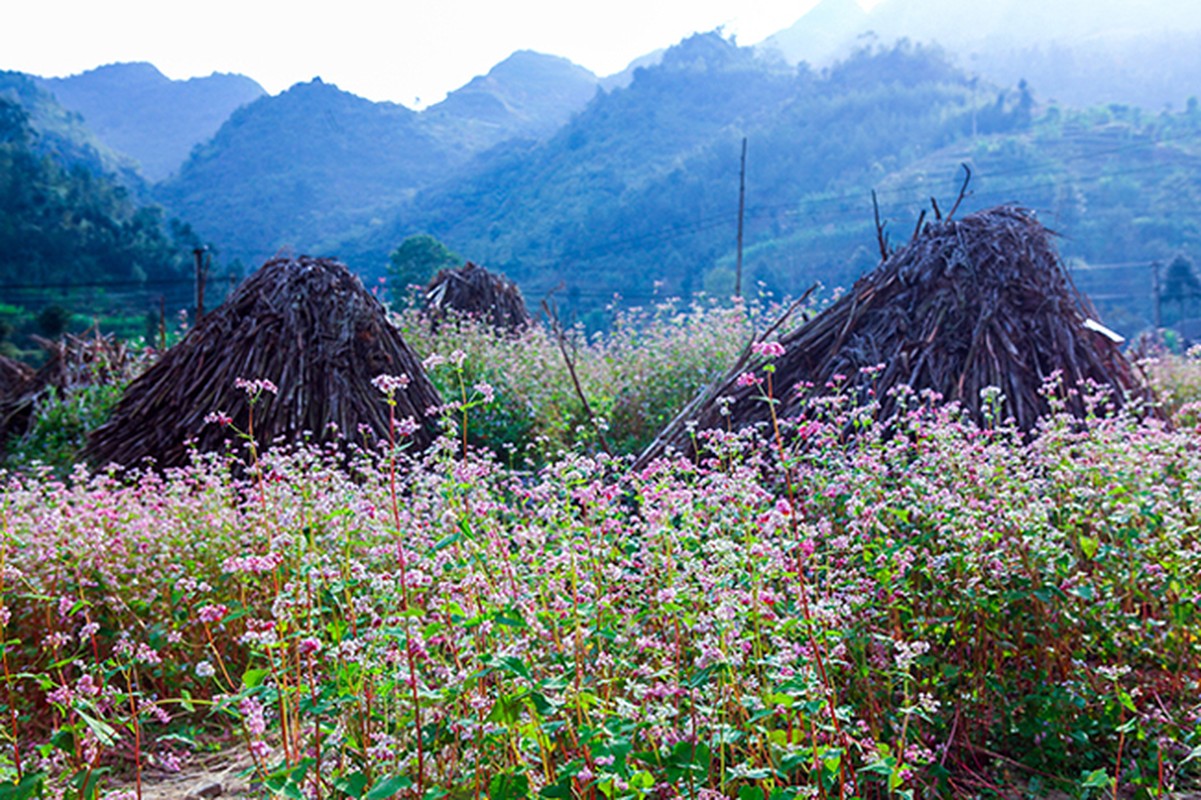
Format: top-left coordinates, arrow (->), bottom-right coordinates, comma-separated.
641,206 -> 1146,462
86,256 -> 442,469
425,261 -> 531,332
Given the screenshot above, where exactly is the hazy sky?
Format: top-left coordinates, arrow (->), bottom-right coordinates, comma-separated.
1,0 -> 862,108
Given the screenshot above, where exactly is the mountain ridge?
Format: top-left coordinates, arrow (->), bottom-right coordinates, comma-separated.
40,62 -> 265,181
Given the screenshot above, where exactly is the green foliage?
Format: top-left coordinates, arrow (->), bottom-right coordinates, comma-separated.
0,86 -> 201,350
1162,254 -> 1200,324
386,234 -> 460,301
394,295 -> 752,462
5,382 -> 125,471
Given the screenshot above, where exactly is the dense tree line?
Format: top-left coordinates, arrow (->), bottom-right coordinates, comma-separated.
0,96 -> 195,351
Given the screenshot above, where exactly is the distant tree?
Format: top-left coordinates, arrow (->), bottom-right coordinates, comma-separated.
0,98 -> 32,146
1015,79 -> 1034,128
1163,254 -> 1201,324
386,234 -> 461,303
37,305 -> 72,338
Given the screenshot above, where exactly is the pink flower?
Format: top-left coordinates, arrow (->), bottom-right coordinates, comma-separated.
394,416 -> 419,437
76,674 -> 99,696
234,378 -> 278,396
198,604 -> 228,624
204,411 -> 233,427
736,372 -> 762,388
47,684 -> 73,706
298,637 -> 322,656
473,382 -> 495,403
752,340 -> 786,358
371,373 -> 411,395
239,696 -> 266,736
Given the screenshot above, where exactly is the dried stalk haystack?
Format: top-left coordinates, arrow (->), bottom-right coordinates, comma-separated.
86,256 -> 441,469
425,261 -> 531,332
0,356 -> 33,401
0,331 -> 131,450
29,332 -> 133,392
642,206 -> 1144,460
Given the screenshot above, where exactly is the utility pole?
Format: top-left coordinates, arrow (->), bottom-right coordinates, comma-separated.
1152,260 -> 1162,332
193,247 -> 208,321
735,137 -> 747,298
158,295 -> 166,350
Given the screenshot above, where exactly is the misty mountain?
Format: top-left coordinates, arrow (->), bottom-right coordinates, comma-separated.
759,0 -> 1201,110
40,63 -> 265,182
154,52 -> 604,265
757,0 -> 870,67
423,50 -> 599,151
0,70 -> 143,190
0,86 -> 196,351
155,78 -> 457,263
333,35 -> 982,309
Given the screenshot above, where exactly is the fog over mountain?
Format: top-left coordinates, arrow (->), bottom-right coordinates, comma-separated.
423,50 -> 599,150
40,63 -> 265,181
4,7 -> 1200,339
759,0 -> 1201,109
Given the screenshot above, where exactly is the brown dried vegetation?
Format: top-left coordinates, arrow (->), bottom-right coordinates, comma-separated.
86,256 -> 441,469
643,206 -> 1147,460
425,261 -> 531,333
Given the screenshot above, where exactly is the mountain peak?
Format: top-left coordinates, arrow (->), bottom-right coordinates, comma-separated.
423,49 -> 599,147
756,0 -> 870,65
40,63 -> 265,181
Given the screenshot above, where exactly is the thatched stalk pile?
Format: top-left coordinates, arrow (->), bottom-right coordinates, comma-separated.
642,206 -> 1146,460
0,356 -> 33,402
0,332 -> 131,450
86,256 -> 441,469
425,261 -> 531,332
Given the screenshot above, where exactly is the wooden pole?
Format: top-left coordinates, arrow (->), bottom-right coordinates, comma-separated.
193,247 -> 207,320
735,137 -> 747,298
1152,260 -> 1162,332
158,295 -> 166,351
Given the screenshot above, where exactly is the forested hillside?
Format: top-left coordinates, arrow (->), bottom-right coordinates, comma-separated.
335,37 -> 995,316
41,62 -> 266,181
335,35 -> 1198,333
156,52 -> 602,266
6,29 -> 1200,341
0,71 -> 143,191
0,88 -> 196,353
155,78 -> 458,264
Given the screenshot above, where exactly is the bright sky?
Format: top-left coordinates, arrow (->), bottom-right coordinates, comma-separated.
0,0 -> 867,108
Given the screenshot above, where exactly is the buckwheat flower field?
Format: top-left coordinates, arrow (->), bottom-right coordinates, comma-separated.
1,303 -> 1199,799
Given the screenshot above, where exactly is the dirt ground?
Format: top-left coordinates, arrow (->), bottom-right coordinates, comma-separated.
125,746 -> 257,800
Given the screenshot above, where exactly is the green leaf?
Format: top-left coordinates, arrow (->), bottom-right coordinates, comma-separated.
432,532 -> 461,551
1081,768 -> 1112,789
489,771 -> 531,800
366,774 -> 413,800
75,708 -> 118,746
0,770 -> 45,800
335,771 -> 369,799
739,787 -> 764,800
242,667 -> 271,689
496,611 -> 528,629
1079,535 -> 1099,559
629,771 -> 655,790
497,656 -> 533,682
